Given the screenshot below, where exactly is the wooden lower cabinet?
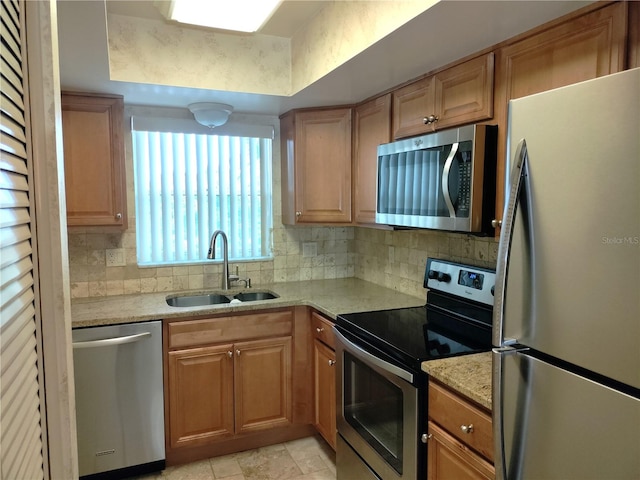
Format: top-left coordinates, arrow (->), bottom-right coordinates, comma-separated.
168,336 -> 292,449
427,421 -> 494,480
313,339 -> 336,449
164,309 -> 314,465
168,344 -> 234,448
311,311 -> 337,450
428,381 -> 494,479
235,336 -> 292,434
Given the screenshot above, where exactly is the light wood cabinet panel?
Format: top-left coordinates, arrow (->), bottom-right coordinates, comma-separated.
280,108 -> 352,224
61,92 -> 127,228
235,336 -> 292,434
427,421 -> 494,480
392,53 -> 494,139
492,2 -> 627,234
167,310 -> 293,349
353,94 -> 391,224
313,338 -> 336,450
311,310 -> 336,350
429,381 -> 493,462
168,344 -> 234,449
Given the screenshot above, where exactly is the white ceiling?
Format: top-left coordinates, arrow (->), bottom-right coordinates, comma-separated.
56,1 -> 594,116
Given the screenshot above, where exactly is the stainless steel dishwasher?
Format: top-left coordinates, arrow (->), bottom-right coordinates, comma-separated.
72,321 -> 165,479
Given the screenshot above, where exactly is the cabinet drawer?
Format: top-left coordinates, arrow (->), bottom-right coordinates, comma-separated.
168,310 -> 293,349
311,311 -> 335,349
429,381 -> 493,462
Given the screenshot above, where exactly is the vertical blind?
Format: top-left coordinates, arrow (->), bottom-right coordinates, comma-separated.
0,0 -> 46,478
132,130 -> 272,265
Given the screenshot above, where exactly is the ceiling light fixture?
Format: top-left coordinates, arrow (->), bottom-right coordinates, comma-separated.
188,102 -> 234,128
158,0 -> 282,33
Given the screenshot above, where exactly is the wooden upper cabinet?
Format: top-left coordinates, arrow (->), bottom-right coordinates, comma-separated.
392,53 -> 494,139
61,92 -> 127,228
492,2 -> 627,232
353,94 -> 391,224
280,108 -> 352,225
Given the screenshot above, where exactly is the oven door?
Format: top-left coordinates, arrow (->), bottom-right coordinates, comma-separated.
335,326 -> 420,480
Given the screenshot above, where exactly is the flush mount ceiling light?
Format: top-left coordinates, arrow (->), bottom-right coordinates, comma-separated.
157,0 -> 282,33
188,102 -> 234,128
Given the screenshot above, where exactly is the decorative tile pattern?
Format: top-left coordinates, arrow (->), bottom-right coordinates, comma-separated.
132,435 -> 335,480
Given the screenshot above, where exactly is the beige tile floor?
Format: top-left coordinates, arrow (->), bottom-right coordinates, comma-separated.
135,435 -> 336,480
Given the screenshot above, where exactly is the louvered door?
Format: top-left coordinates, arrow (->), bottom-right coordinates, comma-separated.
1,1 -> 46,479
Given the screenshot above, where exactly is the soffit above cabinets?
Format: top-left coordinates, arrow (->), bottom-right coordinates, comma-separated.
57,0 -> 595,115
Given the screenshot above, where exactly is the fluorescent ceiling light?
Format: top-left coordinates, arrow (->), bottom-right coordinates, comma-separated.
165,0 -> 282,33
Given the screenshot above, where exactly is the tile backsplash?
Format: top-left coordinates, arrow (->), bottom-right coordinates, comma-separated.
68,222 -> 496,299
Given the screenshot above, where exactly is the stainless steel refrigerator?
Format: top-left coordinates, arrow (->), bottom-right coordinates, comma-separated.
492,67 -> 640,480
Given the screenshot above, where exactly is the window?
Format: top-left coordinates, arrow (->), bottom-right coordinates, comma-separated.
132,121 -> 273,266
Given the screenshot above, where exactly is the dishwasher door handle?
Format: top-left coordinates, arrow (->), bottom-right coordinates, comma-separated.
72,332 -> 151,349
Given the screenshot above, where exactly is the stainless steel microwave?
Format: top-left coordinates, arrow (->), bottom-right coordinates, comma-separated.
376,124 -> 497,233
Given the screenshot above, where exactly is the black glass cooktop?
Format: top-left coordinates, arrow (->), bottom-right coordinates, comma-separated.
336,298 -> 492,371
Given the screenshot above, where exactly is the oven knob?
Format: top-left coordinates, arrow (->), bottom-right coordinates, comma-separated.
428,269 -> 438,279
437,272 -> 451,283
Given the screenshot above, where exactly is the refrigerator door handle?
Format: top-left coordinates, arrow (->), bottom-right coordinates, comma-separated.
493,139 -> 529,347
442,142 -> 459,218
492,346 -> 529,480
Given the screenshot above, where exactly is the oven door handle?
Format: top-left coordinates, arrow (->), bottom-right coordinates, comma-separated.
334,327 -> 414,384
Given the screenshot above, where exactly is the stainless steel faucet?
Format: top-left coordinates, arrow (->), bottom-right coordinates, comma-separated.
207,230 -> 238,290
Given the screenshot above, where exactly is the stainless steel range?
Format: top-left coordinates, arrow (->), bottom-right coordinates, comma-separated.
334,258 -> 496,480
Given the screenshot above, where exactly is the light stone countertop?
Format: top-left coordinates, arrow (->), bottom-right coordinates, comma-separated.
422,352 -> 493,410
71,278 -> 425,327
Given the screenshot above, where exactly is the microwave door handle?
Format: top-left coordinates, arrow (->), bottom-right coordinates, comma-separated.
441,142 -> 459,217
493,139 -> 529,347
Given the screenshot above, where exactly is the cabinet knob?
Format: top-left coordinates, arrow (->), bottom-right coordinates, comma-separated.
423,115 -> 439,125
328,359 -> 336,366
227,351 -> 233,358
115,212 -> 122,220
461,424 -> 474,434
421,433 -> 432,444
316,327 -> 324,333
491,219 -> 502,228
236,349 -> 241,356
295,211 -> 302,218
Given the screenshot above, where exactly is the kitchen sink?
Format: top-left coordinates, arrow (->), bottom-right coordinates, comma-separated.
166,293 -> 231,307
166,291 -> 279,307
232,291 -> 279,302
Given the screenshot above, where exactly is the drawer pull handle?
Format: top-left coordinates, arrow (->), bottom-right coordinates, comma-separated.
461,424 -> 474,434
328,359 -> 336,366
316,327 -> 324,333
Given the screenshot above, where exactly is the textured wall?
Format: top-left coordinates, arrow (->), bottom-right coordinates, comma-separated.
291,0 -> 435,92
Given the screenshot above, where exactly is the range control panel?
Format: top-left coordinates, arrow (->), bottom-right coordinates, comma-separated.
424,258 -> 496,307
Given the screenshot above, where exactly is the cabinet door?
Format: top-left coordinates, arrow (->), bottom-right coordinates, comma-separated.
492,2 -> 626,233
61,92 -> 127,228
392,76 -> 432,139
168,344 -> 234,448
427,421 -> 494,480
432,53 -> 494,131
234,336 -> 292,434
353,94 -> 391,224
281,108 -> 352,224
313,339 -> 336,450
